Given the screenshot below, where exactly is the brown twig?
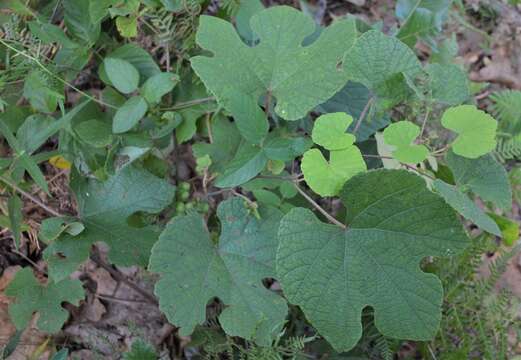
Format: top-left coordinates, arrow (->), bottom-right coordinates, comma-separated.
293,183 -> 346,229
0,175 -> 65,218
90,249 -> 158,305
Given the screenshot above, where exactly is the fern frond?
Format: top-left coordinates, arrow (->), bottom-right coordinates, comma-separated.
491,90 -> 521,136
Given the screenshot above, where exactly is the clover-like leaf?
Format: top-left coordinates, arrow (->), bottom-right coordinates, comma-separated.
301,113 -> 366,196
343,30 -> 422,108
190,6 -> 357,135
433,179 -> 501,236
149,198 -> 287,345
276,169 -> 468,352
5,268 -> 84,333
44,166 -> 175,282
383,121 -> 429,163
446,151 -> 512,211
441,105 -> 497,158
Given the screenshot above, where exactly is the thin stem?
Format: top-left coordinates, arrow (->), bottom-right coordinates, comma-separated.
0,38 -> 118,110
161,96 -> 215,111
90,250 -> 158,305
420,106 -> 431,138
0,175 -> 65,218
353,97 -> 374,134
264,90 -> 272,116
361,155 -> 436,180
293,183 -> 346,229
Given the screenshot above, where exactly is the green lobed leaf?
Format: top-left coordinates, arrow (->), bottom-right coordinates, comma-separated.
441,105 -> 497,159
343,30 -> 422,108
44,166 -> 175,282
427,63 -> 469,106
276,169 -> 469,351
149,197 -> 287,345
5,268 -> 84,333
104,58 -> 140,94
432,179 -> 501,236
190,6 -> 358,134
383,121 -> 429,163
311,113 -> 356,150
445,151 -> 512,210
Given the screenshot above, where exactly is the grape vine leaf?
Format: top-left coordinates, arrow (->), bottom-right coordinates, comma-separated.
190,5 -> 358,136
446,151 -> 512,210
432,179 -> 501,236
383,121 -> 429,163
44,166 -> 175,282
301,113 -> 366,196
5,268 -> 84,333
149,198 -> 287,345
276,169 -> 469,351
343,30 -> 422,108
441,105 -> 497,158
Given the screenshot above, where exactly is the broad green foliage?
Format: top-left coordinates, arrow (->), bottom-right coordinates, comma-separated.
433,179 -> 501,236
141,72 -> 179,104
383,121 -> 429,163
317,82 -> 390,142
150,198 -> 287,345
343,30 -> 422,108
446,151 -> 512,210
441,105 -> 498,158
190,6 -> 358,138
5,268 -> 84,333
104,58 -> 140,94
113,96 -> 148,133
427,64 -> 469,105
44,166 -> 175,282
276,170 -> 468,351
301,113 -> 366,196
396,0 -> 451,47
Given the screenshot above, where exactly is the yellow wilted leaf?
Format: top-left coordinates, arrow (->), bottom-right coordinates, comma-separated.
49,156 -> 71,170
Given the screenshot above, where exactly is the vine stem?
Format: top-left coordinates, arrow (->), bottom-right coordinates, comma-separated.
362,154 -> 436,180
0,38 -> 118,110
0,175 -> 65,218
293,183 -> 346,229
419,106 -> 431,139
353,97 -> 374,134
160,96 -> 215,111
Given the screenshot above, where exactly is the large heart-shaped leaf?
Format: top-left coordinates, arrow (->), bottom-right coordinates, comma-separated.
190,5 -> 357,142
149,198 -> 287,345
276,169 -> 468,351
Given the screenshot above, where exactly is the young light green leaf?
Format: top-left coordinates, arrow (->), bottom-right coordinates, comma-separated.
44,166 -> 175,282
383,121 -> 429,163
441,105 -> 497,158
104,58 -> 140,94
432,179 -> 501,236
116,15 -> 138,38
343,30 -> 422,107
317,82 -> 390,142
191,6 -> 357,122
5,268 -> 84,333
446,151 -> 512,210
113,96 -> 148,133
311,113 -> 356,150
150,198 -> 287,345
141,72 -> 179,104
301,146 -> 366,197
276,169 -> 468,352
301,113 -> 366,196
487,213 -> 519,246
